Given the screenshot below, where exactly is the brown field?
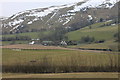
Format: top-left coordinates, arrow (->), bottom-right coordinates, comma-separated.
3,72 -> 119,78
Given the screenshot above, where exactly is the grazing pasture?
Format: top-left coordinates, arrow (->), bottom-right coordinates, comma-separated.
2,44 -> 67,50
66,24 -> 118,41
2,44 -> 119,73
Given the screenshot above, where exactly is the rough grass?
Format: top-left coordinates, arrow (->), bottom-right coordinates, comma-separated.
66,24 -> 118,41
2,30 -> 53,45
2,41 -> 29,45
67,40 -> 118,50
2,48 -> 119,73
2,30 -> 52,39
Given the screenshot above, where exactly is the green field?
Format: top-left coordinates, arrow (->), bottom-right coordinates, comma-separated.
2,32 -> 38,38
2,48 -> 119,73
2,30 -> 53,45
68,40 -> 118,50
2,30 -> 52,39
66,24 -> 118,41
2,41 -> 29,45
65,22 -> 118,50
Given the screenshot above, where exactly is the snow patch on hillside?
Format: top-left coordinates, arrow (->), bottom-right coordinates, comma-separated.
27,21 -> 33,24
10,25 -> 19,31
88,15 -> 93,20
46,10 -> 58,24
11,10 -> 30,20
8,19 -> 24,27
63,16 -> 73,25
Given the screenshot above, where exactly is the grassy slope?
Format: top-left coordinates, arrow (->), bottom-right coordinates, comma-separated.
66,23 -> 118,41
2,41 -> 29,45
2,21 -> 118,48
66,22 -> 118,49
2,30 -> 53,45
3,32 -> 39,38
2,31 -> 52,39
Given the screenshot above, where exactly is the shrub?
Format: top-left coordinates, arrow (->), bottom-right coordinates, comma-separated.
79,36 -> 95,43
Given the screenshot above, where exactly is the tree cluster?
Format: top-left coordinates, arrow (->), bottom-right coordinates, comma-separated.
2,35 -> 31,41
79,36 -> 95,43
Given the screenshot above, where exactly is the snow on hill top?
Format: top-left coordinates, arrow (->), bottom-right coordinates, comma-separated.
69,0 -> 119,12
7,0 -> 120,20
1,0 -> 119,33
3,0 -> 120,20
10,3 -> 75,20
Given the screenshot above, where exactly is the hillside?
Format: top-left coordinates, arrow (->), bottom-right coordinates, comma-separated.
2,20 -> 119,50
1,0 -> 119,51
1,0 -> 119,34
66,21 -> 118,41
65,21 -> 118,50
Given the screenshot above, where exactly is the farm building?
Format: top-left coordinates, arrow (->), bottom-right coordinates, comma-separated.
41,41 -> 54,46
29,41 -> 35,45
60,41 -> 67,46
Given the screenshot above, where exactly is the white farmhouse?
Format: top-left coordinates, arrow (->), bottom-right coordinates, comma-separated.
29,41 -> 35,45
60,41 -> 67,46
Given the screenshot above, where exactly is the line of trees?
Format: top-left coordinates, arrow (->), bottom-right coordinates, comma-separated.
2,35 -> 31,41
39,27 -> 69,42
